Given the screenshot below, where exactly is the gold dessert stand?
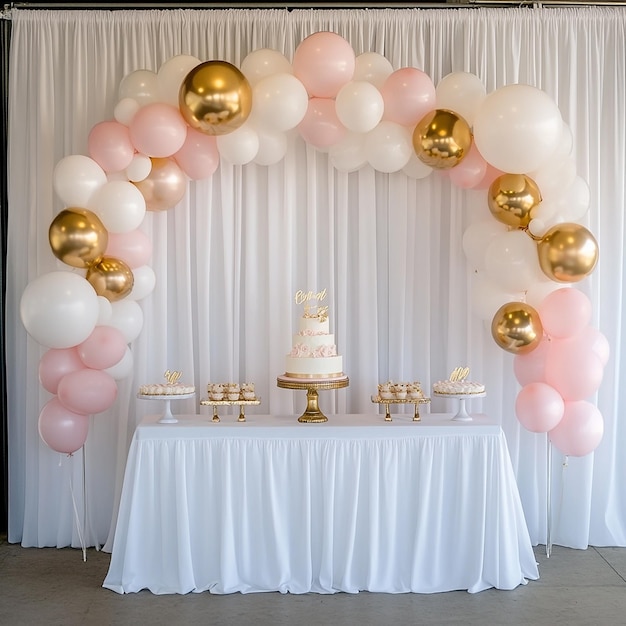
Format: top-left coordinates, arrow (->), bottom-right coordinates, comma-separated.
277,375 -> 349,423
200,398 -> 261,422
371,395 -> 431,422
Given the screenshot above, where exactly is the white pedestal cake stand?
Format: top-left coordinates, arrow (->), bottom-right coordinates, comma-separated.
433,391 -> 486,422
137,392 -> 196,424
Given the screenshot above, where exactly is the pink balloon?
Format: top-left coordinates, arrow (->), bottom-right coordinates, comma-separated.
39,348 -> 85,394
545,336 -> 604,401
513,335 -> 550,386
105,229 -> 153,268
57,368 -> 118,415
538,288 -> 592,339
471,161 -> 503,190
38,397 -> 89,454
515,382 -> 565,433
77,325 -> 128,370
298,98 -> 347,148
88,120 -> 135,173
174,127 -> 219,180
577,326 -> 610,367
293,31 -> 355,98
448,142 -> 487,189
129,103 -> 187,158
549,400 -> 604,456
380,67 -> 436,127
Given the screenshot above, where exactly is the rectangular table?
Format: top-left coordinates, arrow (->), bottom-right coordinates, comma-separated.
103,413 -> 539,595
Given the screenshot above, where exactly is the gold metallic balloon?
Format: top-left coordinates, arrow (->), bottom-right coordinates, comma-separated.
488,174 -> 542,229
48,208 -> 108,269
133,157 -> 188,212
491,301 -> 543,355
179,60 -> 252,136
86,256 -> 134,302
412,109 -> 472,170
537,222 -> 599,283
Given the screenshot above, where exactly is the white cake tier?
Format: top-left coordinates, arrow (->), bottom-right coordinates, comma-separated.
432,381 -> 485,395
138,383 -> 196,395
299,316 -> 329,334
285,355 -> 343,379
291,333 -> 336,352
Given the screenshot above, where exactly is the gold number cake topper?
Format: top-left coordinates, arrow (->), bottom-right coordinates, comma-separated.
164,369 -> 182,384
449,366 -> 470,382
295,288 -> 328,321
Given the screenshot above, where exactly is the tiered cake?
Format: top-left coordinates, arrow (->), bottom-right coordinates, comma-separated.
284,289 -> 344,379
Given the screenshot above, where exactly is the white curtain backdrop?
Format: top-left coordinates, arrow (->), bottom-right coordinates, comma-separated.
6,7 -> 626,551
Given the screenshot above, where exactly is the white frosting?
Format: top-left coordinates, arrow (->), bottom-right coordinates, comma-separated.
432,380 -> 485,395
285,355 -> 343,378
139,383 -> 195,396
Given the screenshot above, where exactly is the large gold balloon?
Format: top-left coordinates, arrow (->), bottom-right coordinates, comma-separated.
491,301 -> 543,355
48,208 -> 108,268
488,174 -> 542,229
179,60 -> 252,136
412,109 -> 472,170
86,256 -> 134,302
537,222 -> 599,283
133,157 -> 188,212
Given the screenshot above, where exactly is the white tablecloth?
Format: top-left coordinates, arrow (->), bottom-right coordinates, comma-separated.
103,413 -> 539,595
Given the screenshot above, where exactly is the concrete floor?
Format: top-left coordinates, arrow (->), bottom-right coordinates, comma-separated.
1,536 -> 625,626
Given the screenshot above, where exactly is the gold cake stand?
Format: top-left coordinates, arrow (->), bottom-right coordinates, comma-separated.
277,375 -> 349,423
200,398 -> 261,422
371,395 -> 431,422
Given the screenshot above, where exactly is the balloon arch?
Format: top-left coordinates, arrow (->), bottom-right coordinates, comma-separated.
19,31 -> 607,458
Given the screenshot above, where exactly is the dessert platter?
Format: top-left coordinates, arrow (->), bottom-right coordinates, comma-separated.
371,380 -> 431,422
200,382 -> 260,422
137,370 -> 196,423
277,289 -> 349,423
432,367 -> 486,421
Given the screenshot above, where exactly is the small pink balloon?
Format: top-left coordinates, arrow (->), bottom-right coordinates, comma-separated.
538,288 -> 592,339
57,368 -> 118,415
578,326 -> 610,367
471,161 -> 503,190
448,142 -> 487,189
38,398 -> 89,455
298,98 -> 347,148
129,103 -> 187,158
549,400 -> 604,456
88,120 -> 135,173
39,348 -> 85,395
545,336 -> 604,401
513,335 -> 550,386
293,31 -> 355,98
380,67 -> 436,127
105,229 -> 153,268
515,382 -> 565,433
77,325 -> 128,370
174,127 -> 219,180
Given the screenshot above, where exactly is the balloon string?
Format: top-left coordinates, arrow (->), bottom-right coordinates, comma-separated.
69,455 -> 87,562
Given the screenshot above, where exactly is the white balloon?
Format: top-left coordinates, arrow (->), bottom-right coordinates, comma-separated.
126,153 -> 152,182
109,299 -> 144,343
353,52 -> 393,90
118,69 -> 159,106
157,54 -> 201,106
473,84 -> 563,174
254,128 -> 288,166
52,155 -> 107,208
529,155 -> 576,201
527,218 -> 547,238
329,132 -> 367,173
20,272 -> 99,349
241,48 -> 292,87
217,124 -> 259,165
114,98 -> 140,126
470,273 -> 521,321
104,346 -> 134,380
365,121 -> 413,173
557,176 -> 591,222
435,72 -> 486,126
96,295 -> 113,326
335,81 -> 384,133
403,152 -> 433,180
128,265 -> 156,301
525,279 -> 568,309
484,229 -> 545,292
88,180 -> 147,233
252,73 -> 308,131
462,219 -> 509,270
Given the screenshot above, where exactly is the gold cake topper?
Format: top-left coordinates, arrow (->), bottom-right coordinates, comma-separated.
449,367 -> 470,382
164,369 -> 182,384
295,289 -> 328,321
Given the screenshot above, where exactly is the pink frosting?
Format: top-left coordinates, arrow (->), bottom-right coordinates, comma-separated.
290,343 -> 337,358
